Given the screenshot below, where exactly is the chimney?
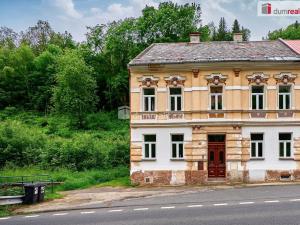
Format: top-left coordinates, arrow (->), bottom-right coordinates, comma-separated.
233,33 -> 243,42
189,32 -> 201,43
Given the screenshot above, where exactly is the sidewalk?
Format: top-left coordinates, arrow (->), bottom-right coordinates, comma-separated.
14,182 -> 300,214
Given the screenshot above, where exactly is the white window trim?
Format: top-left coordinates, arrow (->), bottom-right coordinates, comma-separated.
277,84 -> 293,110
168,86 -> 183,112
141,87 -> 156,112
170,134 -> 184,159
279,133 -> 293,159
250,133 -> 264,159
208,84 -> 225,110
250,85 -> 266,110
143,134 -> 156,160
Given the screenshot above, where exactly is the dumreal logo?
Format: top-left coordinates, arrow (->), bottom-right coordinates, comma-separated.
261,3 -> 271,14
258,0 -> 300,16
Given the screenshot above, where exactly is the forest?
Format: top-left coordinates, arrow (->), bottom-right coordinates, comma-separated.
0,2 -> 298,186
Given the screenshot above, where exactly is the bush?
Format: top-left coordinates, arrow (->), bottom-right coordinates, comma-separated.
0,110 -> 129,171
0,121 -> 46,168
43,134 -> 105,170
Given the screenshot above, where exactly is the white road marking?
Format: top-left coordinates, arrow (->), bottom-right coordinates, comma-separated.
239,202 -> 254,205
53,213 -> 68,216
213,203 -> 228,206
264,200 -> 280,203
0,217 -> 10,220
290,199 -> 300,202
161,206 -> 175,209
187,205 -> 203,208
25,215 -> 40,218
134,208 -> 149,211
109,209 -> 123,212
80,211 -> 95,214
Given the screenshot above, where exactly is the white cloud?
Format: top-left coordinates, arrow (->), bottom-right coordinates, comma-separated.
53,0 -> 82,19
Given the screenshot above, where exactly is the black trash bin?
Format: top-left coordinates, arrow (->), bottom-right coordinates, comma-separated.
37,184 -> 46,202
23,184 -> 39,204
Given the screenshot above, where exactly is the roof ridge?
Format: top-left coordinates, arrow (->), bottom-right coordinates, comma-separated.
149,40 -> 279,45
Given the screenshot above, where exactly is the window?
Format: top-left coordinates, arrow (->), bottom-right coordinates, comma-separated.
278,86 -> 291,110
170,88 -> 182,111
143,88 -> 155,112
251,133 -> 264,158
279,133 -> 292,158
251,86 -> 264,110
171,134 -> 184,159
143,135 -> 156,159
210,86 -> 223,110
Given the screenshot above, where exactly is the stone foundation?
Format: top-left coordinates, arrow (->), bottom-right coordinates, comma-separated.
131,170 -> 207,186
131,169 -> 300,186
265,170 -> 300,182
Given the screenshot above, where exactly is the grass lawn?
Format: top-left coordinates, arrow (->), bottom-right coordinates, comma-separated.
0,166 -> 131,216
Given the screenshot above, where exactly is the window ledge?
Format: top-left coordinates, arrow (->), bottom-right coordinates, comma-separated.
142,158 -> 156,161
250,158 -> 265,160
279,157 -> 294,160
170,158 -> 185,161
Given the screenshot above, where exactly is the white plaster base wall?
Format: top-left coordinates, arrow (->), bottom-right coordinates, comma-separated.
242,126 -> 300,182
131,127 -> 192,173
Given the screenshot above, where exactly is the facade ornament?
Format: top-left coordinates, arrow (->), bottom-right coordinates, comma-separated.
205,73 -> 228,85
247,72 -> 269,85
233,68 -> 241,77
138,75 -> 159,87
192,69 -> 199,78
164,75 -> 186,86
274,72 -> 297,84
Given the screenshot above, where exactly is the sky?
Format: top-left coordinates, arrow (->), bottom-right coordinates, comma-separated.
0,0 -> 299,42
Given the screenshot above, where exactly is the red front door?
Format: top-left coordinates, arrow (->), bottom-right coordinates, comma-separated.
208,142 -> 226,177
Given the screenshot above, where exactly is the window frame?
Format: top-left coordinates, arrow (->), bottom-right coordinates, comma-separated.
209,85 -> 223,110
169,87 -> 183,112
142,88 -> 156,112
143,134 -> 157,160
251,85 -> 265,110
250,133 -> 264,159
278,85 -> 292,110
279,133 -> 293,159
170,134 -> 184,160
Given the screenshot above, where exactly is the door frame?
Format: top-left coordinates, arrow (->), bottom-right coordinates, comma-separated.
207,134 -> 226,178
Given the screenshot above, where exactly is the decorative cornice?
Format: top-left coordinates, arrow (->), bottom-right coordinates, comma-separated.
205,73 -> 228,85
247,72 -> 269,85
274,72 -> 297,84
138,75 -> 159,87
164,75 -> 186,86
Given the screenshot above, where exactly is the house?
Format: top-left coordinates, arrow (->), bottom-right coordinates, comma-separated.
128,32 -> 300,185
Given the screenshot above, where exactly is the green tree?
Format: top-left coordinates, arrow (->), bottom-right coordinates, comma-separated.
268,21 -> 300,40
52,50 -> 98,127
232,19 -> 241,33
0,27 -> 18,47
31,44 -> 62,112
20,20 -> 54,54
0,44 -> 35,109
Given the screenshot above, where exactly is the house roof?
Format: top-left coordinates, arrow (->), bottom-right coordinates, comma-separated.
128,39 -> 300,66
282,40 -> 300,54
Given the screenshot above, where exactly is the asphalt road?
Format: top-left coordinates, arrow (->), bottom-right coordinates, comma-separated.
1,184 -> 300,225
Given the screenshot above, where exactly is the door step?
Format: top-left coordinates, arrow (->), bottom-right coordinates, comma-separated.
207,178 -> 227,185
